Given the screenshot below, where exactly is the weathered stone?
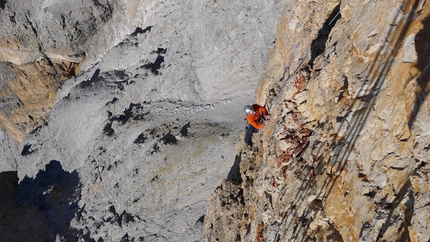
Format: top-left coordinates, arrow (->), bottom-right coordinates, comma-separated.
1,0 -> 430,241
204,0 -> 430,241
0,0 -> 287,241
402,34 -> 418,63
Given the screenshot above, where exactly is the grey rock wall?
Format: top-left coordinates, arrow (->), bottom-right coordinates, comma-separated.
0,0 -> 287,241
0,129 -> 18,171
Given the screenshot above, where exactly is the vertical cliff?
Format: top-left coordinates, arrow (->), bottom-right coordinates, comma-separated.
203,0 -> 430,241
1,0 -> 429,241
0,0 -> 288,241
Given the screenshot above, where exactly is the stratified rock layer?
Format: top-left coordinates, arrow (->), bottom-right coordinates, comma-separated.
203,0 -> 430,241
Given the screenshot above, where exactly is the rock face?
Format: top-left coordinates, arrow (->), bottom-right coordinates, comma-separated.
0,0 -> 286,241
203,0 -> 430,241
1,0 -> 430,241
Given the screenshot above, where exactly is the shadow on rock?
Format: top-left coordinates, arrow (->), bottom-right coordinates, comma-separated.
0,160 -> 92,241
0,0 -> 6,9
226,151 -> 243,184
409,16 -> 430,127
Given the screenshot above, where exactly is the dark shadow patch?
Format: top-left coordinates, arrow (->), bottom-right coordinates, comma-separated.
363,190 -> 376,198
376,180 -> 412,241
114,103 -> 143,124
79,68 -> 103,88
142,55 -> 165,75
105,97 -> 119,106
409,16 -> 430,127
120,233 -> 130,242
132,110 -> 149,121
102,122 -> 115,136
160,132 -> 177,145
89,68 -> 101,80
359,221 -> 371,239
113,70 -> 128,80
396,188 -> 415,242
150,175 -> 158,182
308,4 -> 341,67
197,215 -> 205,223
80,69 -> 130,90
63,93 -> 71,100
0,160 -> 89,241
103,70 -> 130,90
0,171 -> 18,210
154,47 -> 167,54
0,0 -> 7,9
131,26 -> 152,37
180,122 -> 191,136
226,151 -> 243,184
151,143 -> 159,154
134,133 -> 147,144
103,103 -> 146,136
98,146 -> 106,155
114,103 -> 135,125
21,144 -> 37,156
194,215 -> 205,230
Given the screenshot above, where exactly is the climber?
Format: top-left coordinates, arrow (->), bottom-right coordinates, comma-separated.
243,104 -> 271,146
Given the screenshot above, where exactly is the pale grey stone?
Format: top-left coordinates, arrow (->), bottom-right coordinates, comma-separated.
0,0 -> 287,241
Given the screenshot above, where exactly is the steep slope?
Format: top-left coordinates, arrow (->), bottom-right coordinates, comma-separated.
203,0 -> 430,241
0,0 -> 287,241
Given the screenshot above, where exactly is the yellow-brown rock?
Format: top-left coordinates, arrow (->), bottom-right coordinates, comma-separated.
0,60 -> 79,142
203,0 -> 430,241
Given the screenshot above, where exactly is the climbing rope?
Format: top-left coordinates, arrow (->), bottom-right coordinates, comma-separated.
286,43 -> 300,76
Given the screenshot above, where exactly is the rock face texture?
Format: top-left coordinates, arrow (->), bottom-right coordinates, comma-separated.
1,0 -> 430,241
0,0 -> 286,241
203,0 -> 430,241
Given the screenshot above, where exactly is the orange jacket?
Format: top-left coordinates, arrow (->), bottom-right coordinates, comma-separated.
246,104 -> 268,129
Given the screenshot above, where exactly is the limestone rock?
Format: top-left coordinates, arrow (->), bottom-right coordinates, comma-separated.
0,0 -> 287,241
1,0 -> 430,241
204,0 -> 430,241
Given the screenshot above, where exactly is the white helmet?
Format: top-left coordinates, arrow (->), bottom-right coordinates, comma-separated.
243,105 -> 253,114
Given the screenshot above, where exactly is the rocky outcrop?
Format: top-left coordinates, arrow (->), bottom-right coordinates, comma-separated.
0,60 -> 78,142
203,0 -> 430,241
0,0 -> 118,142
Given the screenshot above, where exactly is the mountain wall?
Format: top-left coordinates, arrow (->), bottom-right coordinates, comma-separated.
203,0 -> 430,241
0,0 -> 287,241
1,0 -> 429,241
